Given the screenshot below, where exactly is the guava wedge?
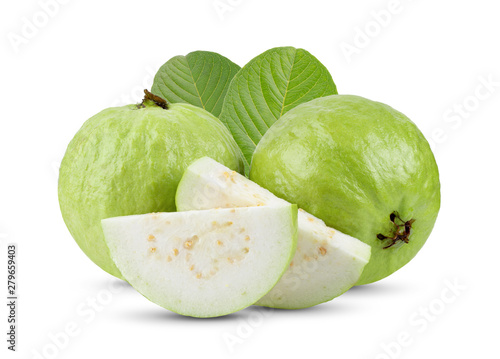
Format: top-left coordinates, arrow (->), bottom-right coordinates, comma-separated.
176,157 -> 371,309
250,95 -> 441,285
101,205 -> 297,318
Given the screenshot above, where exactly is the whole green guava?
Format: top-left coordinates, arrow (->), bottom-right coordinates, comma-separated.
250,95 -> 440,285
59,95 -> 244,279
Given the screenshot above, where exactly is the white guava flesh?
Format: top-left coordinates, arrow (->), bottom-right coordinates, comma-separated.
176,157 -> 371,309
101,205 -> 297,318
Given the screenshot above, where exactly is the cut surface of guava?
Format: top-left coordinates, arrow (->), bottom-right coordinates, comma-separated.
176,157 -> 371,309
101,205 -> 297,317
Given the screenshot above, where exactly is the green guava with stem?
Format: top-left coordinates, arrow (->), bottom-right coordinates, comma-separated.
250,95 -> 440,285
58,91 -> 244,279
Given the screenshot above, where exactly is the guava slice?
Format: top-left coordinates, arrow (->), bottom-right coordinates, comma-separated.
101,205 -> 297,318
176,157 -> 371,309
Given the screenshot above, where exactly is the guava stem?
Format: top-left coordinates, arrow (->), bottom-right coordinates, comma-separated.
137,89 -> 169,109
377,212 -> 415,249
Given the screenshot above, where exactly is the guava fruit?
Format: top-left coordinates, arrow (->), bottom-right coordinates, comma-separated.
101,205 -> 298,317
250,94 -> 441,285
176,157 -> 371,309
58,91 -> 244,279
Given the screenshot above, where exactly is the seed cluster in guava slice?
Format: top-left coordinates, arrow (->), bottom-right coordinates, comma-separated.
101,205 -> 297,318
250,95 -> 441,285
59,100 -> 243,279
176,157 -> 371,309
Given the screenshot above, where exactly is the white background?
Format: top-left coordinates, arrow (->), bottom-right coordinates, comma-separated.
1,0 -> 499,358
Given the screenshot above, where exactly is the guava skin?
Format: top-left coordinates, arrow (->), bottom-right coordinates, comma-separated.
250,95 -> 440,285
58,101 -> 244,279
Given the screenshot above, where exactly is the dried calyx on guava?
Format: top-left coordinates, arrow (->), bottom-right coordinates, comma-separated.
176,157 -> 371,309
101,205 -> 298,318
58,90 -> 243,279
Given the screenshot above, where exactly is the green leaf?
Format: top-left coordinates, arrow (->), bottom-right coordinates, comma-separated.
219,47 -> 337,173
152,51 -> 241,117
